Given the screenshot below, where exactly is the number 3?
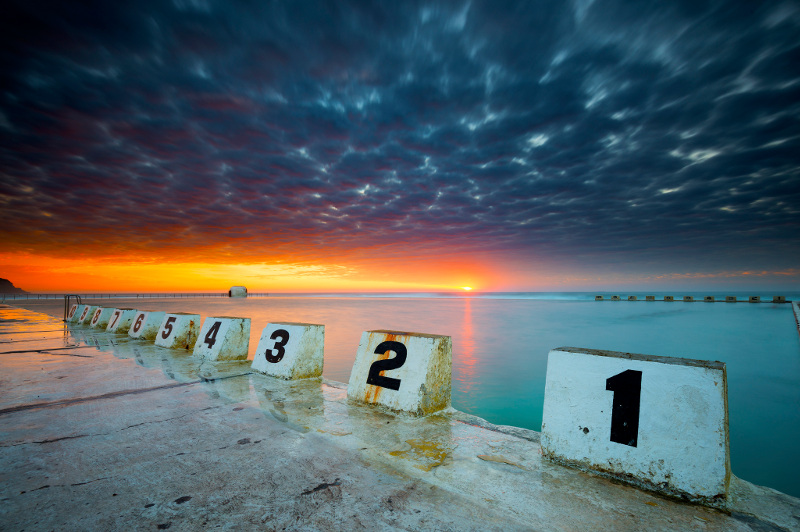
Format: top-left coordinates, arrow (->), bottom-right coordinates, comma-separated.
264,329 -> 290,363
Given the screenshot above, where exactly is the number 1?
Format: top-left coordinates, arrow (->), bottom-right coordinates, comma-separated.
606,369 -> 642,447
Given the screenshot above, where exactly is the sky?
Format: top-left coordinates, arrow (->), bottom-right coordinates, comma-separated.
1,0 -> 799,293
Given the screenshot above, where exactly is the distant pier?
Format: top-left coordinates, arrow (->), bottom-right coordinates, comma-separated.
594,295 -> 789,303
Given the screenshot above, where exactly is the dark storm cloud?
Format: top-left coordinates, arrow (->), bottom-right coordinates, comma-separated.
1,0 -> 799,271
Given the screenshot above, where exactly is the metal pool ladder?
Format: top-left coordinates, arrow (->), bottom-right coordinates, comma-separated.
63,294 -> 82,321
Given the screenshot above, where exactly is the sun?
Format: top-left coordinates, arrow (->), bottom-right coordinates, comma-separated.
461,286 -> 473,291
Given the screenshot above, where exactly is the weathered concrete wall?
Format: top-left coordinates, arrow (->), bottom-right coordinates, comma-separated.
106,308 -> 137,333
252,322 -> 324,379
89,307 -> 114,329
128,311 -> 166,341
192,317 -> 250,361
347,330 -> 452,416
542,347 -> 729,503
155,313 -> 200,350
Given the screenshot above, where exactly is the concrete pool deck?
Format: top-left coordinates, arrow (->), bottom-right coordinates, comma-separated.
1,304 -> 799,530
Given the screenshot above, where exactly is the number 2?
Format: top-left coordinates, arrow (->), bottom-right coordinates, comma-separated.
162,316 -> 176,339
264,329 -> 290,363
366,341 -> 407,391
606,369 -> 642,447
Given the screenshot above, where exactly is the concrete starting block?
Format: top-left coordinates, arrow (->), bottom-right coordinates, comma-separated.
664,296 -> 674,302
704,296 -> 715,302
645,296 -> 655,301
683,296 -> 694,302
251,322 -> 324,379
541,347 -> 729,503
79,306 -> 98,325
192,317 -> 250,360
128,311 -> 166,341
627,296 -> 637,301
347,330 -> 452,416
155,313 -> 200,350
89,307 -> 114,329
726,296 -> 737,303
106,308 -> 137,333
67,304 -> 86,323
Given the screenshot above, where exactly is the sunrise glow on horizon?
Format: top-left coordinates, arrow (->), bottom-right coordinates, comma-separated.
1,3 -> 798,294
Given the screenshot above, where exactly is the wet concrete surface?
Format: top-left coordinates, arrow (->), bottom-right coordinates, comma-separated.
1,304 -> 799,530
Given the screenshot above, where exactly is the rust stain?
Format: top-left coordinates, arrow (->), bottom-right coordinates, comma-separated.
364,333 -> 397,404
389,439 -> 450,471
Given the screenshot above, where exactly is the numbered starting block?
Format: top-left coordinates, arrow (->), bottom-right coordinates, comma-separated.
128,311 -> 166,341
251,322 -> 324,379
106,308 -> 138,333
77,305 -> 98,325
193,317 -> 251,361
154,313 -> 200,350
67,304 -> 86,323
347,330 -> 452,416
541,347 -> 730,502
89,307 -> 114,329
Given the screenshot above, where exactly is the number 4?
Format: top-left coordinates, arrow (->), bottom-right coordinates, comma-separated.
204,321 -> 222,348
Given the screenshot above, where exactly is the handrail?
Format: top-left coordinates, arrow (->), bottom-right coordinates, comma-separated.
63,294 -> 82,321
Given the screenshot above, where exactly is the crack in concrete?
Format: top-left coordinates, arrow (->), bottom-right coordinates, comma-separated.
0,381 -> 196,416
18,477 -> 114,494
0,374 -> 250,417
34,434 -> 90,444
0,346 -> 96,356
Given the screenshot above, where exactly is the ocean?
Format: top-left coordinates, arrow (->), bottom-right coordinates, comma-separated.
7,291 -> 800,497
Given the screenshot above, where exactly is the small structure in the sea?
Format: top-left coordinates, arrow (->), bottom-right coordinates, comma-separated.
228,286 -> 248,298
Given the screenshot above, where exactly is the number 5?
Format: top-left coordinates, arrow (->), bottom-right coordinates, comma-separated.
162,316 -> 176,339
